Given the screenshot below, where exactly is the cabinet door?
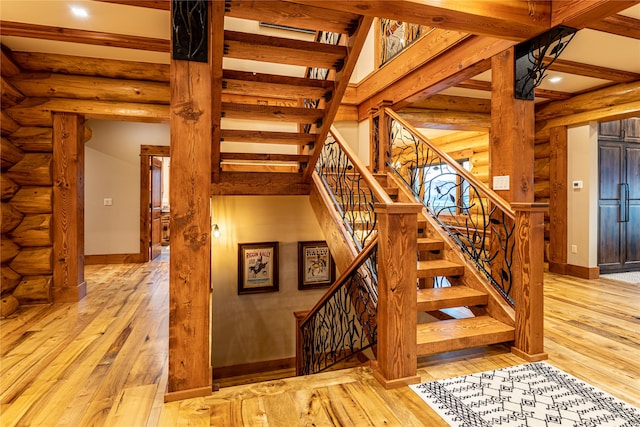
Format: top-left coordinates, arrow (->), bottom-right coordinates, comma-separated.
599,120 -> 623,140
624,117 -> 640,142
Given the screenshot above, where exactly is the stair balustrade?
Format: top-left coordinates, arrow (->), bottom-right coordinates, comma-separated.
296,237 -> 379,376
382,108 -> 518,305
378,107 -> 547,360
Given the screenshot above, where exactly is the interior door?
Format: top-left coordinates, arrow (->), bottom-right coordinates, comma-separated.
598,118 -> 640,272
150,157 -> 163,260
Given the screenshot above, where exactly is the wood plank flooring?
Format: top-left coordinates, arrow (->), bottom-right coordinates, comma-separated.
1,257 -> 638,426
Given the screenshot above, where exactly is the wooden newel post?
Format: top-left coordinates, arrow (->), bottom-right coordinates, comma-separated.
510,202 -> 548,362
293,310 -> 309,376
373,202 -> 422,389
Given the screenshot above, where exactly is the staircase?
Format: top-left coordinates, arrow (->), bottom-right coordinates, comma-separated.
375,173 -> 516,358
213,1 -> 372,188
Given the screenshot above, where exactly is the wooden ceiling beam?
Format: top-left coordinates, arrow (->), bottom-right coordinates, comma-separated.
358,36 -> 514,120
550,0 -> 637,29
546,57 -> 640,83
587,14 -> 640,40
211,0 -> 226,183
286,0 -> 550,40
0,20 -> 169,52
535,80 -> 640,122
397,108 -> 490,131
409,94 -> 491,114
226,0 -> 361,35
455,79 -> 572,100
10,51 -> 169,82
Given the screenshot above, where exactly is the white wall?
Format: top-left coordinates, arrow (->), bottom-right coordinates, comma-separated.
210,195 -> 329,367
567,123 -> 599,267
84,120 -> 170,255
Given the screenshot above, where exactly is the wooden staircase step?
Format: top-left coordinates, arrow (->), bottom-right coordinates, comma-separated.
222,70 -> 333,101
221,102 -> 324,124
416,316 -> 515,355
416,286 -> 488,312
221,153 -> 309,163
224,30 -> 347,69
417,260 -> 464,278
220,130 -> 315,146
417,237 -> 443,252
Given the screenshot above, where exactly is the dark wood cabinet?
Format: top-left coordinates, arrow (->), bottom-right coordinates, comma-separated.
598,117 -> 640,142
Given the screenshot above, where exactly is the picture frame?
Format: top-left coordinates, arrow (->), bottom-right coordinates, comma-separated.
238,242 -> 279,294
298,241 -> 336,290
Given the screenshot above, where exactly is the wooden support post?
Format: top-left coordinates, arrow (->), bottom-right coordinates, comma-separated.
52,112 -> 86,302
373,202 -> 422,389
293,310 -> 309,376
166,0 -> 213,400
375,102 -> 393,173
490,47 -> 535,203
548,126 -> 568,274
368,106 -> 379,172
511,202 -> 548,362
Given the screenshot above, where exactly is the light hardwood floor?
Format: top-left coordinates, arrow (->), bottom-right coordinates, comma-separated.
1,257 -> 638,426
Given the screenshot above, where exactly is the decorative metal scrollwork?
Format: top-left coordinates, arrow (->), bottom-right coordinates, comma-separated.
379,19 -> 426,66
386,118 -> 516,304
171,0 -> 208,63
515,25 -> 577,100
299,242 -> 378,375
316,134 -> 378,251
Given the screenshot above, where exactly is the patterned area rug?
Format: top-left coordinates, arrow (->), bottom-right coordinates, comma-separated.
600,271 -> 640,284
410,362 -> 640,426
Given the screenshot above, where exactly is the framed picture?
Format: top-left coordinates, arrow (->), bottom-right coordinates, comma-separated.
298,241 -> 336,290
238,242 -> 279,294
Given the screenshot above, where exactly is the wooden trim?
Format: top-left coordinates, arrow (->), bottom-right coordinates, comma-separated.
588,14 -> 640,40
550,262 -> 600,279
565,264 -> 600,280
163,386 -> 212,403
0,20 -> 169,52
213,358 -> 296,380
85,253 -> 145,265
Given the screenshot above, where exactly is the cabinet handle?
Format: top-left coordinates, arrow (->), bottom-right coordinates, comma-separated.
620,183 -> 629,223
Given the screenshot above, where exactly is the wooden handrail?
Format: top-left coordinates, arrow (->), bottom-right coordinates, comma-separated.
299,235 -> 379,327
383,107 -> 515,219
328,126 -> 395,205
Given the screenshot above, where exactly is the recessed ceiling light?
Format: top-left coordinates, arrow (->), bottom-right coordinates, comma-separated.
548,76 -> 563,84
70,6 -> 89,18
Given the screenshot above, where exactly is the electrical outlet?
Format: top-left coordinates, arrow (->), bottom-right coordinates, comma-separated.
104,198 -> 113,206
571,244 -> 577,254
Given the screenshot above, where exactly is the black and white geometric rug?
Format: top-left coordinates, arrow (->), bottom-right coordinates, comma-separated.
410,362 -> 640,426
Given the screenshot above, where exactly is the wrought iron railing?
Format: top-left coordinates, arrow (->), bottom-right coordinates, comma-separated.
315,128 -> 393,251
379,19 -> 428,66
303,31 -> 342,131
297,237 -> 378,375
383,108 -> 517,305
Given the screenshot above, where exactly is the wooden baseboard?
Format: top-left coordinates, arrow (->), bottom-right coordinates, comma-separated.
548,262 -> 599,279
372,369 -> 421,389
213,357 -> 296,379
164,385 -> 212,403
85,253 -> 145,265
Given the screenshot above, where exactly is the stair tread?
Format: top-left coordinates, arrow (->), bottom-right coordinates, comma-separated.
417,286 -> 488,312
417,316 -> 515,355
417,259 -> 464,278
417,237 -> 444,251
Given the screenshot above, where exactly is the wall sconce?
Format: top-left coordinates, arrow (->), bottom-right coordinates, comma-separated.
212,224 -> 221,238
